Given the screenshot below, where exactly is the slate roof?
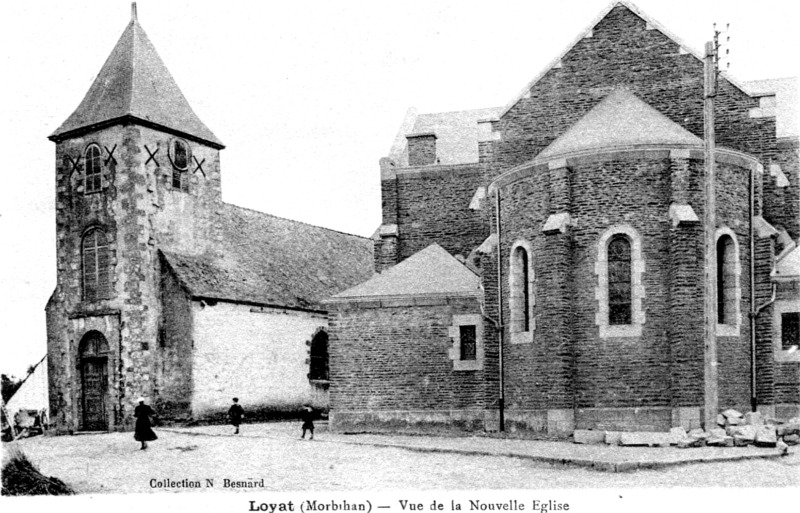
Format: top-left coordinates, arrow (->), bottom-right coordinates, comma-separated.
49,14 -> 223,148
328,244 -> 481,301
389,107 -> 502,166
537,89 -> 703,160
162,204 -> 374,309
744,77 -> 798,139
775,245 -> 800,281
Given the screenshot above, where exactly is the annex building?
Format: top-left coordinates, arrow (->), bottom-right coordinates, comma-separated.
326,2 -> 800,436
45,7 -> 373,433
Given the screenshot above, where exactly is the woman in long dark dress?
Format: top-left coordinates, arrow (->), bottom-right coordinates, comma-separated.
134,397 -> 158,450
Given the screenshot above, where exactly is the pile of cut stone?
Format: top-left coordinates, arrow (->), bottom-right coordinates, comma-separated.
672,410 -> 800,450
572,412 -> 800,449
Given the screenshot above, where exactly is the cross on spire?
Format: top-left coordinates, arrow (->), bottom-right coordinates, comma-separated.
131,2 -> 138,22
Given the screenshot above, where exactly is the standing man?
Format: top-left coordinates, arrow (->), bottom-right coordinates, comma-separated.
228,397 -> 244,435
300,404 -> 315,440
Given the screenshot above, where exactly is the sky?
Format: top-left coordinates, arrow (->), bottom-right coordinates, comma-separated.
0,0 -> 797,378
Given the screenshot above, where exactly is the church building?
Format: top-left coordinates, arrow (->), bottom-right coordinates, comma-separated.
45,6 -> 373,433
326,2 -> 799,436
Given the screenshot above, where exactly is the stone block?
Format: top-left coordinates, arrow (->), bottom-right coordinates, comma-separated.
716,414 -> 726,426
669,426 -> 687,445
744,412 -> 763,426
604,431 -> 622,445
776,421 -> 800,437
688,428 -> 707,440
728,424 -> 756,440
722,409 -> 743,420
754,426 -> 778,447
619,431 -> 673,447
573,429 -> 606,444
725,416 -> 742,426
783,434 -> 800,445
677,438 -> 704,448
706,435 -> 734,447
708,427 -> 727,438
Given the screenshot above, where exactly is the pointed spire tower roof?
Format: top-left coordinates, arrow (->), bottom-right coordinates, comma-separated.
49,3 -> 223,148
537,89 -> 702,160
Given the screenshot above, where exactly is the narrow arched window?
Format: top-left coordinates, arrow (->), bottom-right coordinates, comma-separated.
607,235 -> 632,325
717,235 -> 736,325
84,144 -> 102,193
309,330 -> 329,381
170,139 -> 190,192
517,247 -> 531,331
83,228 -> 110,301
509,242 -> 534,343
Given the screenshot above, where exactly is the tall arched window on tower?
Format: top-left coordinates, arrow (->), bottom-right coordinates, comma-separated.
84,144 -> 102,193
716,231 -> 740,333
607,235 -> 632,325
83,228 -> 110,301
170,139 -> 190,192
509,240 -> 534,344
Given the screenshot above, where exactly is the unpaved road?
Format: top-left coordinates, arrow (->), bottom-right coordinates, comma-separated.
5,422 -> 798,493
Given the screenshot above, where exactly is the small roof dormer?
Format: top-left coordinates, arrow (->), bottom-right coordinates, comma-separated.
49,3 -> 223,148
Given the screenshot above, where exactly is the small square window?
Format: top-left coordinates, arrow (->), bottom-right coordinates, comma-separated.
459,325 -> 476,361
782,312 -> 799,351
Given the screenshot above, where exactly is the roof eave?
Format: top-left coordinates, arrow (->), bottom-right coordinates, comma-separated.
48,115 -> 225,150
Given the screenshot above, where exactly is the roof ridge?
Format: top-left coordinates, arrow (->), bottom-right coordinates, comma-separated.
126,19 -> 137,114
417,106 -> 502,117
222,202 -> 372,241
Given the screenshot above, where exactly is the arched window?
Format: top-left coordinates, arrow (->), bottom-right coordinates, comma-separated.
715,229 -> 741,335
607,235 -> 632,325
84,144 -> 102,193
509,240 -> 534,344
82,228 -> 110,301
170,139 -> 190,192
309,330 -> 329,381
595,225 -> 645,338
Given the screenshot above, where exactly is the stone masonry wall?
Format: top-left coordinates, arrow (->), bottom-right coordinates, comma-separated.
47,123 -> 222,432
764,138 -> 800,241
328,300 -> 486,424
156,255 -> 194,421
487,5 -> 777,174
391,165 -> 489,263
493,154 -> 754,423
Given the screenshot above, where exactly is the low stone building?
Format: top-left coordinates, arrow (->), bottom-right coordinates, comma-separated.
45,8 -> 373,433
329,1 -> 799,436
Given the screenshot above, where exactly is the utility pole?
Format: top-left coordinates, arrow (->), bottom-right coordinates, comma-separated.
703,24 -> 728,429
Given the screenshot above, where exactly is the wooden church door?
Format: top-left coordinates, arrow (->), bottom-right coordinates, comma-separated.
79,331 -> 109,431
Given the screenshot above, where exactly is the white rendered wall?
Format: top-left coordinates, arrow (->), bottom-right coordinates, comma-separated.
191,301 -> 328,416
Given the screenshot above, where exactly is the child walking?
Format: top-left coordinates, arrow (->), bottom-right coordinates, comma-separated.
228,397 -> 244,434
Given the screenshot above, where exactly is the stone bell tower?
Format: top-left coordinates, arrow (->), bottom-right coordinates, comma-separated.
45,3 -> 224,433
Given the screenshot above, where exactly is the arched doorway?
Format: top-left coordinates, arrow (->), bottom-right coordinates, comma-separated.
79,331 -> 109,430
309,330 -> 329,382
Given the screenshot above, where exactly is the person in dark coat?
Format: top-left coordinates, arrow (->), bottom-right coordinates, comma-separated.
228,397 -> 244,434
134,397 -> 158,450
300,405 -> 315,440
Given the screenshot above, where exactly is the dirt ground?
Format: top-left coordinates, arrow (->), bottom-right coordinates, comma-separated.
4,422 -> 798,494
